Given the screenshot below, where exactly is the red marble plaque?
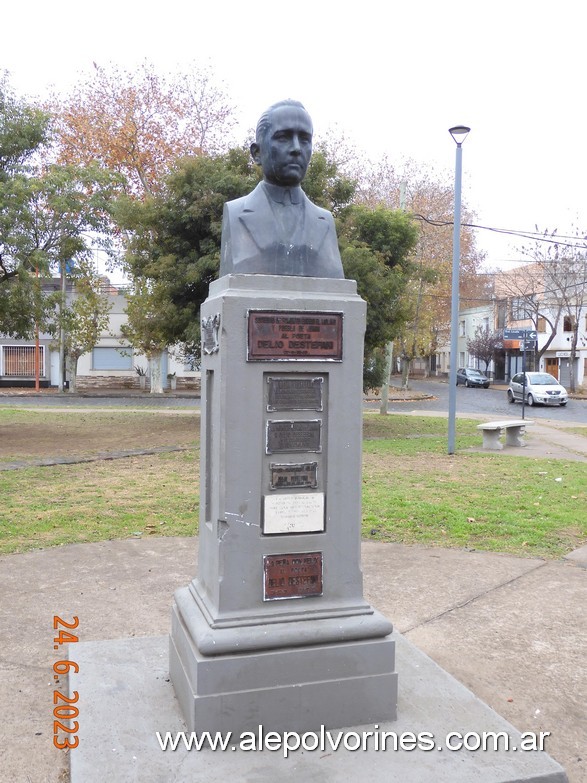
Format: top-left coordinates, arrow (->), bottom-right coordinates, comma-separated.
263,551 -> 323,600
248,311 -> 343,360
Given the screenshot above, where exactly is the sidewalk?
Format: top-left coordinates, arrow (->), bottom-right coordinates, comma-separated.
1,536 -> 585,783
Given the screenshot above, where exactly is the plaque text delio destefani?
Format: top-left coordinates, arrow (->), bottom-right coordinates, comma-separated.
248,311 -> 342,360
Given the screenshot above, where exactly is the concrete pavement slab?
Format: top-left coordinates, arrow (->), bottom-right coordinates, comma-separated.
361,541 -> 545,632
564,545 -> 587,568
406,560 -> 587,783
69,633 -> 567,783
1,538 -> 584,782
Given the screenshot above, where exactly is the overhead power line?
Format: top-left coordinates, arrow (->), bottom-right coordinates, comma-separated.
411,214 -> 587,250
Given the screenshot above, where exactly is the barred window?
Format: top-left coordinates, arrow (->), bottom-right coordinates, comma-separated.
2,346 -> 45,376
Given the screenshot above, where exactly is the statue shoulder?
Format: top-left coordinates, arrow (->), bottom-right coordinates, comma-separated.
224,183 -> 265,215
303,194 -> 336,223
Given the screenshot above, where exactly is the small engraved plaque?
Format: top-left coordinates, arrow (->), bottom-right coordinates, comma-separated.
248,311 -> 343,360
270,462 -> 318,490
264,492 -> 324,535
266,420 -> 321,453
267,377 -> 323,411
263,552 -> 323,600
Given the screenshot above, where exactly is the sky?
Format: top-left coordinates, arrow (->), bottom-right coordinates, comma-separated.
4,0 -> 587,271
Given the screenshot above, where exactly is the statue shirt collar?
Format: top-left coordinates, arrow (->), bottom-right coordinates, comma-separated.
262,181 -> 303,205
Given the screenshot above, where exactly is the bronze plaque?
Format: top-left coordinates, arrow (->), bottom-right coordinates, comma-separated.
248,311 -> 343,360
267,376 -> 323,411
266,420 -> 321,453
263,552 -> 323,600
270,462 -> 318,490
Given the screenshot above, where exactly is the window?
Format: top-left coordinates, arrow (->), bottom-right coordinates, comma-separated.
563,316 -> 576,332
92,347 -> 133,371
510,296 -> 534,320
1,346 -> 45,376
459,320 -> 465,337
496,301 -> 507,330
537,318 -> 547,333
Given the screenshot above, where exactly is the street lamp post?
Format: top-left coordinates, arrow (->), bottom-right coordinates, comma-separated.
447,125 -> 470,455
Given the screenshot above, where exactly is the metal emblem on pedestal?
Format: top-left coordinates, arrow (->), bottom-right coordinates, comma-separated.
201,314 -> 221,354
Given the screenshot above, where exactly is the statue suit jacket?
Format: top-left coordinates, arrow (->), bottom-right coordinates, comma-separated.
219,182 -> 344,278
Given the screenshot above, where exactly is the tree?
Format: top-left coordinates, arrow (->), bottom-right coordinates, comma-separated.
467,325 -> 503,373
56,261 -> 113,392
496,229 -> 587,392
116,146 -> 261,356
48,61 -> 237,198
47,61 -> 240,368
356,155 -> 487,381
336,205 -> 419,389
1,75 -> 119,338
0,73 -> 51,336
498,227 -> 587,391
119,279 -> 171,394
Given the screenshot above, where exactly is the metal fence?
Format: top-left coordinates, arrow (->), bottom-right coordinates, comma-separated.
1,346 -> 45,376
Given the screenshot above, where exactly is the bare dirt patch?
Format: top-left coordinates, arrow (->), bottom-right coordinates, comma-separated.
0,410 -> 200,461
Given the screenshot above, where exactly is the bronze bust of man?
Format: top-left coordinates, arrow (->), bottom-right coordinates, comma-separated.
219,100 -> 344,279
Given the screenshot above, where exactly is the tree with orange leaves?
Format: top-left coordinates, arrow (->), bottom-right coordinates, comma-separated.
45,61 -> 237,390
355,156 -> 487,386
47,60 -> 236,198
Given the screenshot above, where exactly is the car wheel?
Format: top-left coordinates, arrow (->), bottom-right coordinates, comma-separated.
527,394 -> 535,407
507,390 -> 515,403
465,381 -> 470,388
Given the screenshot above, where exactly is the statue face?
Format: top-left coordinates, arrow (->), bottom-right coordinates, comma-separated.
253,106 -> 313,186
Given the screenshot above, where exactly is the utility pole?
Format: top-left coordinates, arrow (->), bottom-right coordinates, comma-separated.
34,266 -> 40,392
379,181 -> 406,415
58,259 -> 66,392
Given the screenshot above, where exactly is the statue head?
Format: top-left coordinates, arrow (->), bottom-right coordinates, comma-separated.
250,100 -> 313,187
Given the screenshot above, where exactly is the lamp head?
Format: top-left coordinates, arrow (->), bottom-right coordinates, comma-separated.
449,125 -> 471,146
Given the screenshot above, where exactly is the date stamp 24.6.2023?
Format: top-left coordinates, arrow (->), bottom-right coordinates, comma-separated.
52,615 -> 79,750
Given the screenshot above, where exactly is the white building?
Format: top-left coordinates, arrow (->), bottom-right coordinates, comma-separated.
0,279 -> 201,393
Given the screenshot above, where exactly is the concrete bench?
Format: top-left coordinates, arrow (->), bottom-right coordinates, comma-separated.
477,419 -> 533,450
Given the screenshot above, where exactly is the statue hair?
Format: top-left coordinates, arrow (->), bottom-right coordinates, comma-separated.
255,100 -> 311,144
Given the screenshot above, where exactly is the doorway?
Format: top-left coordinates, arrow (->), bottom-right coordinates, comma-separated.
545,357 -> 558,379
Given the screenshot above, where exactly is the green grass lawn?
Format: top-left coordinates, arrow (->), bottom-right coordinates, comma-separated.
0,411 -> 584,558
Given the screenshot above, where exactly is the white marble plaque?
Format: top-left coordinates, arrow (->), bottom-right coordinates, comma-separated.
263,492 -> 325,535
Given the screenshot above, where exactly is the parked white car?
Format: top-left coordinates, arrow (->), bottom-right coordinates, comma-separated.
507,372 -> 568,407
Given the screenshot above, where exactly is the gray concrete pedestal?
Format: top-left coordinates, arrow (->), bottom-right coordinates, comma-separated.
171,274 -> 397,733
170,595 -> 397,734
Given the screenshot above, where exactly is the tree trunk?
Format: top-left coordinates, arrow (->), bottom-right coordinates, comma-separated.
569,326 -> 579,393
149,352 -> 164,394
68,357 -> 78,393
379,341 -> 393,415
401,356 -> 411,389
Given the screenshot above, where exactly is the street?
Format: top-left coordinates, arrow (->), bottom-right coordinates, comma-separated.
0,378 -> 586,424
367,377 -> 587,424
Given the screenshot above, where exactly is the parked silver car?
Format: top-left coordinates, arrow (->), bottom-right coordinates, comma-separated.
507,372 -> 568,406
